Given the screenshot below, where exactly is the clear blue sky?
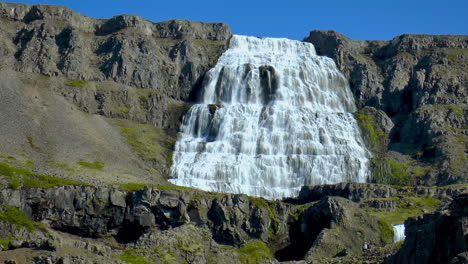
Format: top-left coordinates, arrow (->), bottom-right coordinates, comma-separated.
4,0 -> 468,40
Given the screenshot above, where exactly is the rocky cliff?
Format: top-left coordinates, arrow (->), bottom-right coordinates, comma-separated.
0,2 -> 231,185
306,31 -> 468,186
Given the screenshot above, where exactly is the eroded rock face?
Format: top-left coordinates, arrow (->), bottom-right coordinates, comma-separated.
0,2 -> 231,101
297,182 -> 466,204
305,31 -> 468,185
0,186 -> 290,248
386,194 -> 468,264
0,2 -> 231,184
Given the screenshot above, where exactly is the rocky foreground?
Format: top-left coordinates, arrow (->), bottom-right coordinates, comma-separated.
0,181 -> 466,264
0,2 -> 467,264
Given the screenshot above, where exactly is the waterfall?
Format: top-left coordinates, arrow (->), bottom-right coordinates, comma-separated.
169,35 -> 370,199
393,224 -> 406,242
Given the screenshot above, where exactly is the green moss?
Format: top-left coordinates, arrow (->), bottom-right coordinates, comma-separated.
0,238 -> 11,250
372,157 -> 431,186
377,219 -> 394,244
368,196 -> 440,225
0,163 -> 87,189
156,184 -> 197,192
0,205 -> 43,231
443,105 -> 464,118
118,252 -> 152,264
67,78 -> 88,87
249,197 -> 279,238
111,119 -> 173,166
440,183 -> 468,189
236,240 -> 274,264
77,159 -> 104,170
354,113 -> 387,153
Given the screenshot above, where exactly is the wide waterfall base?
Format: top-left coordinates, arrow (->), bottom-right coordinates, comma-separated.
169,178 -> 302,199
169,35 -> 371,200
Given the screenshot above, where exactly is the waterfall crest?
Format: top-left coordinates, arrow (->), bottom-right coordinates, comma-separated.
169,35 -> 370,199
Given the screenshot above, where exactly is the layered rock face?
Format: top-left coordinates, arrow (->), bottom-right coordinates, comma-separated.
306,31 -> 468,186
0,2 -> 231,184
387,193 -> 468,264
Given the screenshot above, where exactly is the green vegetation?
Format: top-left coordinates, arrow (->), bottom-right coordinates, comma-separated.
0,238 -> 11,250
67,78 -> 88,87
354,113 -> 387,153
110,119 -> 175,173
136,88 -> 158,107
377,219 -> 394,244
366,196 -> 441,225
249,197 -> 279,237
371,157 -> 431,186
118,251 -> 152,264
117,183 -> 152,192
236,240 -> 274,264
0,205 -> 43,231
0,163 -> 87,189
366,196 -> 441,243
77,159 -> 104,170
440,183 -> 468,189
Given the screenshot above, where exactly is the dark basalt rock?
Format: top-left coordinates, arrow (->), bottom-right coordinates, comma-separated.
297,182 -> 467,203
386,193 -> 468,264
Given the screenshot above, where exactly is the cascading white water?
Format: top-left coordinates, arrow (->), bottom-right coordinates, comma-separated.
169,35 -> 371,199
393,224 -> 406,242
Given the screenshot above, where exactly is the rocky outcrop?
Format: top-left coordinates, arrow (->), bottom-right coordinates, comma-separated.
305,31 -> 468,185
0,183 -> 418,263
386,193 -> 468,264
0,186 -> 290,248
276,196 -> 386,261
0,2 -> 231,184
297,182 -> 467,204
0,2 -> 231,99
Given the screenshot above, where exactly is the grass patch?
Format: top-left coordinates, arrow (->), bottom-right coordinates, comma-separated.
0,205 -> 43,231
236,240 -> 274,264
367,196 -> 441,225
440,183 -> 468,189
0,238 -> 11,250
377,219 -> 394,244
118,252 -> 152,264
67,78 -> 88,87
354,113 -> 387,153
110,119 -> 175,172
0,163 -> 87,189
371,158 -> 431,186
77,159 -> 104,170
